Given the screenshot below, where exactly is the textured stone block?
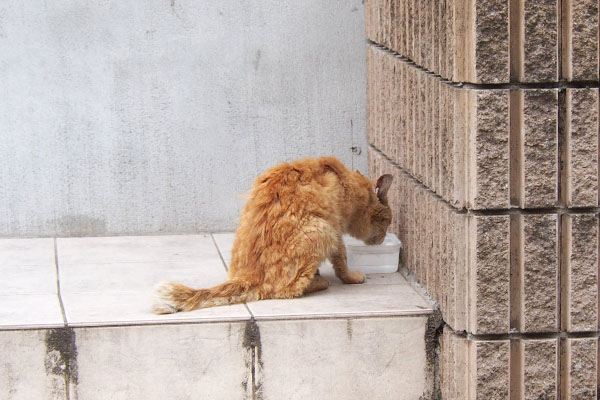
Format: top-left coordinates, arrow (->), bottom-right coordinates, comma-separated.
408,0 -> 416,60
521,90 -> 559,208
393,0 -> 404,55
522,0 -> 559,81
469,90 -> 510,209
418,0 -> 428,68
563,0 -> 599,80
417,73 -> 426,181
424,76 -> 432,189
562,214 -> 599,332
521,214 -> 559,332
437,0 -> 446,77
473,0 -> 510,83
451,209 -> 468,332
451,87 -> 469,207
469,215 -> 511,334
562,338 -> 598,399
564,89 -> 599,207
366,45 -> 377,147
440,328 -> 468,400
470,340 -> 510,399
365,0 -> 375,43
396,59 -> 406,167
382,53 -> 392,156
431,80 -> 441,194
431,0 -> 439,74
521,339 -> 558,399
440,83 -> 453,203
445,0 -> 455,80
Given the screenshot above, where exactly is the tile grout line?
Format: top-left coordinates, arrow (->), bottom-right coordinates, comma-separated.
210,233 -> 259,319
53,238 -> 68,328
53,237 -> 72,400
210,233 -> 230,273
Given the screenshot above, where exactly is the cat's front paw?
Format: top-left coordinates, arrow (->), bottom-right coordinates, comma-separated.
340,270 -> 365,284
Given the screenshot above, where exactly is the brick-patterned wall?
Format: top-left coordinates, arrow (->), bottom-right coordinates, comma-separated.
366,0 -> 600,398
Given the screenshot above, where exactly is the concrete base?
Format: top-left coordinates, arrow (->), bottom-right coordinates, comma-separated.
0,234 -> 433,399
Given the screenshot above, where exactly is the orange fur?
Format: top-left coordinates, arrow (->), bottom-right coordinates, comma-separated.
153,157 -> 393,314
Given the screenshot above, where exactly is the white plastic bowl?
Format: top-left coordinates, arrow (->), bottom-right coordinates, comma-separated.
343,233 -> 402,274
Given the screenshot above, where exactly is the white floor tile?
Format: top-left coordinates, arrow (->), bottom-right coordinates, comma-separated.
57,234 -> 220,265
247,282 -> 432,320
0,294 -> 64,329
0,238 -> 55,266
61,291 -> 251,327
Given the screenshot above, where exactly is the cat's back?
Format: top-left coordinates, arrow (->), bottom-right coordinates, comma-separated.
247,157 -> 348,217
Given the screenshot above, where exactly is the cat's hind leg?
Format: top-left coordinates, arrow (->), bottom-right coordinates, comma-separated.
303,273 -> 329,294
271,258 -> 321,299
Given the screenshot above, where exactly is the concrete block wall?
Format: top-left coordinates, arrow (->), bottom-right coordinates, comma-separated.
367,0 -> 600,397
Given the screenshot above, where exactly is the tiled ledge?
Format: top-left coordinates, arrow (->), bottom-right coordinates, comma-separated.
0,234 -> 433,330
0,234 -> 434,400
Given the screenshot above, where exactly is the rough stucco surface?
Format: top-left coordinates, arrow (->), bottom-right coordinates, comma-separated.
0,0 -> 367,237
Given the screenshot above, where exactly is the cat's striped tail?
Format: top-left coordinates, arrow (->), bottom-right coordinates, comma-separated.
153,278 -> 260,314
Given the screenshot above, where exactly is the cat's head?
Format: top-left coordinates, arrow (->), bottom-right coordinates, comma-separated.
349,173 -> 393,245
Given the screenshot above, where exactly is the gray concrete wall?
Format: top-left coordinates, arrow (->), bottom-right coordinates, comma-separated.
0,0 -> 367,237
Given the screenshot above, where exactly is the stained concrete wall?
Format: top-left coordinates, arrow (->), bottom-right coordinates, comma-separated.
0,0 -> 367,237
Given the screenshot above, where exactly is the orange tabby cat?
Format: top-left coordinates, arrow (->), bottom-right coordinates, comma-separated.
153,156 -> 393,314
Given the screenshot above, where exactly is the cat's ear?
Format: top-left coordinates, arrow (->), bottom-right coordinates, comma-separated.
355,170 -> 364,176
375,174 -> 393,204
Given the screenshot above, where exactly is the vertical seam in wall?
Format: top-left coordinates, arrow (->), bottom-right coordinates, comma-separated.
467,215 -> 476,333
560,337 -> 570,399
467,339 -> 474,400
557,0 -> 564,80
509,0 -> 524,82
509,89 -> 524,207
466,0 -> 476,82
560,214 -> 572,332
561,0 -> 572,80
510,213 -> 524,332
559,89 -> 571,207
509,211 -> 524,399
465,90 -> 477,209
598,215 -> 600,394
509,338 -> 524,399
